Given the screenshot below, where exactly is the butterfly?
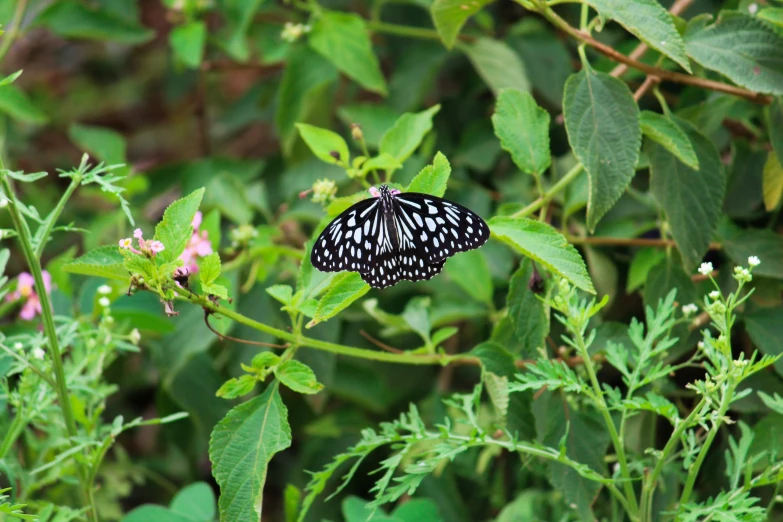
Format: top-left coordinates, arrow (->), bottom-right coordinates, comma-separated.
311,184 -> 490,288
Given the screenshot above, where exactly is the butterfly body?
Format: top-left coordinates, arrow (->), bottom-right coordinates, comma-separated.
311,185 -> 490,288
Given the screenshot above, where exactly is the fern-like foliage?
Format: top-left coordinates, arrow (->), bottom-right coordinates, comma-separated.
0,488 -> 36,521
676,489 -> 767,522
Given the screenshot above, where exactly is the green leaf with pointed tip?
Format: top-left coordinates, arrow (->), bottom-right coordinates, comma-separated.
585,0 -> 691,72
463,38 -> 530,95
407,152 -> 450,197
62,246 -> 128,281
296,123 -> 350,165
489,216 -> 594,294
170,20 -> 207,69
275,360 -> 324,394
307,273 -> 369,327
36,0 -> 154,44
199,253 -> 221,286
266,285 -> 294,306
155,188 -> 205,263
170,482 -> 216,521
0,84 -> 47,124
507,259 -> 548,357
763,151 -> 783,212
648,117 -> 725,270
216,375 -> 257,399
201,282 -> 228,300
640,111 -> 698,170
430,0 -> 494,49
492,88 -> 551,175
209,385 -> 291,522
684,13 -> 783,95
563,69 -> 641,231
379,105 -> 441,164
758,7 -> 783,29
309,12 -> 386,95
0,70 -> 22,87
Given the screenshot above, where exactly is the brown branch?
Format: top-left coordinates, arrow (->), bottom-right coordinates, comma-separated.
359,330 -> 403,354
568,235 -> 722,250
204,312 -> 289,348
633,75 -> 660,102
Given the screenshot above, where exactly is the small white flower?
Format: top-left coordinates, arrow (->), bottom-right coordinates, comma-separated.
13,342 -> 23,351
748,3 -> 758,15
748,256 -> 760,267
32,347 -> 45,360
97,284 -> 112,295
698,262 -> 713,276
0,197 -> 8,208
129,328 -> 141,345
98,297 -> 111,307
698,341 -> 705,349
708,290 -> 720,300
682,303 -> 698,316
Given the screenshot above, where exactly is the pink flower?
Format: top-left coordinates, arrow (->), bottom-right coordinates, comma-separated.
149,241 -> 165,254
133,228 -> 144,240
119,237 -> 142,255
179,212 -> 212,272
5,271 -> 52,320
191,211 -> 203,231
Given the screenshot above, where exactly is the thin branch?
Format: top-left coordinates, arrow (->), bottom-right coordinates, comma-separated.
359,330 -> 403,354
204,312 -> 289,348
567,235 -> 722,250
633,75 -> 659,102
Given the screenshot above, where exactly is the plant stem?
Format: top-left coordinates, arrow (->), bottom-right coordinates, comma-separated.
512,162 -> 584,218
0,411 -> 27,461
367,21 -> 469,42
0,0 -> 29,65
34,174 -> 82,258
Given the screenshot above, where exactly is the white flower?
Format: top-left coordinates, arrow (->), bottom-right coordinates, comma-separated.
708,290 -> 720,300
748,256 -> 760,267
682,303 -> 698,316
98,297 -> 111,307
748,3 -> 758,15
13,342 -> 23,351
32,347 -> 45,360
698,262 -> 713,276
697,341 -> 705,349
0,197 -> 8,208
129,328 -> 141,345
97,284 -> 112,295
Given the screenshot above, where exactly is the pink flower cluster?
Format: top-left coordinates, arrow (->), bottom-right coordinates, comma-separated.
180,211 -> 212,273
6,271 -> 52,320
119,228 -> 165,256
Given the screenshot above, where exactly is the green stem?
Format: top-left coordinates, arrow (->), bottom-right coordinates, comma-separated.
0,411 -> 27,460
366,21 -> 446,41
34,173 -> 82,258
0,0 -> 28,65
512,163 -> 584,218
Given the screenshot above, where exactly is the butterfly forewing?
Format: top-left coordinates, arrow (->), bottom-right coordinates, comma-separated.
311,197 -> 380,273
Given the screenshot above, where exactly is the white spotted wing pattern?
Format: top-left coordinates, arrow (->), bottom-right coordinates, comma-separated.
311,185 -> 490,289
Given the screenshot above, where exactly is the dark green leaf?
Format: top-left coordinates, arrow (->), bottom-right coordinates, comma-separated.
407,152 -> 450,197
627,247 -> 666,293
430,0 -> 494,49
379,105 -> 440,165
507,259 -> 548,357
36,0 -> 154,44
275,360 -> 324,394
155,188 -> 205,263
643,259 -> 697,313
744,307 -> 783,377
221,0 -> 265,61
719,220 -> 783,280
770,97 -> 783,166
337,104 -> 401,149
62,246 -> 128,281
640,111 -> 698,170
69,124 -> 128,175
463,38 -> 530,95
0,85 -> 47,124
492,89 -> 551,175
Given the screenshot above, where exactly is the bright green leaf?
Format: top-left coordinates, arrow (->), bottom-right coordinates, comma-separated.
379,105 -> 440,164
763,151 -> 783,211
170,20 -> 207,69
758,7 -> 783,29
360,153 -> 403,175
275,360 -> 324,394
307,273 -> 370,327
199,253 -> 221,286
492,89 -> 551,175
216,375 -> 258,399
170,482 -> 216,521
407,152 -> 451,197
62,246 -> 128,281
489,216 -> 595,294
309,12 -> 387,95
0,70 -> 22,87
202,282 -> 229,300
506,259 -> 548,357
445,249 -> 493,304
36,0 -> 154,44
563,69 -> 641,231
296,123 -> 350,165
463,38 -> 530,95
640,111 -> 698,170
155,188 -> 205,263
430,0 -> 494,49
266,285 -> 294,306
209,385 -> 292,522
0,84 -> 47,124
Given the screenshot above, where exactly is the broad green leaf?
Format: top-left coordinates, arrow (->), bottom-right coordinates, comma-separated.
202,282 -> 229,300
463,38 -> 530,95
68,124 -> 128,174
36,0 -> 154,44
307,273 -> 370,327
392,499 -> 444,522
585,0 -> 691,72
62,246 -> 128,281
763,151 -> 783,211
718,220 -> 783,280
309,12 -> 386,95
275,360 -> 324,394
506,259 -> 548,357
511,31 -> 573,109
155,188 -> 205,263
379,105 -> 440,164
639,111 -> 698,170
445,249 -> 493,304
626,247 -> 666,293
489,217 -> 595,294
0,84 -> 47,124
744,307 -> 783,377
337,104 -> 402,149
684,13 -> 783,95
360,153 -> 402,175
648,118 -> 725,270
209,385 -> 292,522
199,253 -> 221,286
563,69 -> 641,230
170,20 -> 207,69
216,375 -> 257,399
170,482 -> 216,521
266,284 -> 294,306
407,152 -> 450,197
491,89 -> 551,175
276,46 -> 338,154
758,7 -> 783,29
430,0 -> 494,49
296,123 -> 350,165
770,98 -> 783,167
122,505 -> 192,522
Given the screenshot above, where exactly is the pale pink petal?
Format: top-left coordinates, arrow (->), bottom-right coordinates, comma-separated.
20,299 -> 37,320
133,228 -> 144,240
191,211 -> 203,231
41,271 -> 52,294
17,272 -> 34,292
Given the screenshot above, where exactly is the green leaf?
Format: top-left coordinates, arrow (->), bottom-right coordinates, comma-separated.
684,13 -> 783,95
266,285 -> 294,306
202,282 -> 229,300
360,153 -> 403,175
744,307 -> 783,377
123,505 -> 192,522
275,360 -> 324,394
221,0 -> 265,61
406,152 -> 451,197
643,259 -> 697,314
489,217 -> 595,294
307,273 -> 370,327
308,12 -> 386,95
445,249 -> 493,304
155,188 -> 205,263
463,38 -> 530,95
758,7 -> 783,29
0,70 -> 22,87
626,247 -> 666,293
209,385 -> 292,522
379,105 -> 441,164
170,482 -> 216,521
337,104 -> 402,149
770,97 -> 783,166
764,150 -> 783,211
401,297 -> 432,343
199,253 -> 221,286
718,220 -> 783,280
563,69 -> 641,230
506,259 -> 548,357
170,20 -> 207,69
492,88 -> 551,175
296,123 -> 350,165
639,111 -> 698,170
430,0 -> 494,49
68,124 -> 128,174
36,0 -> 154,44
0,84 -> 47,124
648,117 -> 725,270
62,246 -> 128,281
216,375 -> 258,399
585,0 -> 691,72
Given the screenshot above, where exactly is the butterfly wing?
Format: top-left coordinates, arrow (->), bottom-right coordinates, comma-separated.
310,197 -> 382,273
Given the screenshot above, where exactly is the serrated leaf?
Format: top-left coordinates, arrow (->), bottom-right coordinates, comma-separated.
209,385 -> 292,522
507,259 -> 548,357
296,123 -> 350,165
585,0 -> 691,72
406,152 -> 450,197
763,150 -> 783,211
0,84 -> 47,124
684,13 -> 783,95
445,249 -> 493,304
307,273 -> 369,327
266,285 -> 294,306
563,69 -> 641,230
308,11 -> 386,95
640,111 -> 698,170
275,360 -> 324,394
491,89 -> 551,175
430,0 -> 494,49
155,188 -> 205,263
170,20 -> 207,69
379,105 -> 440,164
62,246 -> 128,281
463,38 -> 530,95
202,283 -> 228,300
216,375 -> 257,399
199,252 -> 221,286
36,0 -> 154,44
648,117 -> 725,270
489,217 -> 594,294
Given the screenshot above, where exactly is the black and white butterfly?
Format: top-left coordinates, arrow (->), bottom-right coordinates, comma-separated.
311,184 -> 490,288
